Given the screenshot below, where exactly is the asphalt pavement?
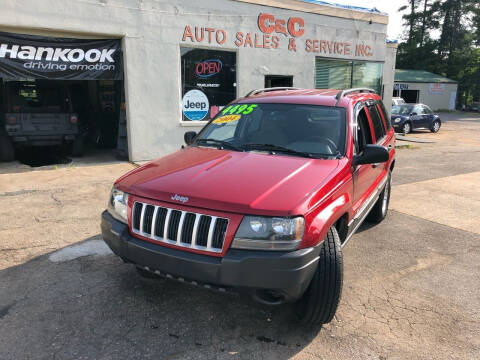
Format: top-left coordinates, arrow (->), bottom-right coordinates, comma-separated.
0,112 -> 479,359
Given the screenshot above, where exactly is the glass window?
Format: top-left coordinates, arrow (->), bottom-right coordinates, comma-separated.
413,105 -> 422,115
377,101 -> 391,130
181,47 -> 236,121
315,59 -> 352,90
367,104 -> 386,142
356,108 -> 373,154
196,103 -> 347,157
392,104 -> 414,115
6,80 -> 68,113
315,58 -> 383,94
352,62 -> 383,95
423,105 -> 433,114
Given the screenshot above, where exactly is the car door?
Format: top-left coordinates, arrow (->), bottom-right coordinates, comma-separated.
422,105 -> 434,127
410,105 -> 423,129
351,103 -> 379,218
365,101 -> 391,180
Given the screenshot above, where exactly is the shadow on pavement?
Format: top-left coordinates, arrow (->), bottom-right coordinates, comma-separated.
0,238 -> 322,359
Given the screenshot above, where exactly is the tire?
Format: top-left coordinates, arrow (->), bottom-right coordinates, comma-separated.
430,120 -> 441,133
136,267 -> 159,279
296,226 -> 343,325
0,131 -> 15,162
71,136 -> 84,157
366,171 -> 391,223
402,122 -> 411,134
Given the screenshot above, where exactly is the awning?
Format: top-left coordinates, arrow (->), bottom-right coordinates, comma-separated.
0,31 -> 123,80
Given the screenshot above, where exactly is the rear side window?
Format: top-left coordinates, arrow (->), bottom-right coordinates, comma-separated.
377,101 -> 391,130
367,104 -> 386,142
355,108 -> 373,154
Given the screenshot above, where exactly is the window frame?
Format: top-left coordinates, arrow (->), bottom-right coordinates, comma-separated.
353,102 -> 375,155
179,45 -> 239,126
365,101 -> 386,144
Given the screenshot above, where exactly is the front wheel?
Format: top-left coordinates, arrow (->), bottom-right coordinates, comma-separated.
402,122 -> 411,134
430,120 -> 441,133
296,226 -> 343,325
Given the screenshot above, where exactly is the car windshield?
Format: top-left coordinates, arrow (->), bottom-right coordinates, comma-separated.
193,103 -> 346,158
6,80 -> 68,113
392,105 -> 413,115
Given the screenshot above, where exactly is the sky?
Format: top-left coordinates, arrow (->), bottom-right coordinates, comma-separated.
323,0 -> 410,40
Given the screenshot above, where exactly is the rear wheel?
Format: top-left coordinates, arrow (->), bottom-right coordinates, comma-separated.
366,171 -> 391,223
0,131 -> 15,162
430,120 -> 441,133
296,226 -> 343,325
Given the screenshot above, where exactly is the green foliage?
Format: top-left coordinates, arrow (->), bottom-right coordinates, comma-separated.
396,0 -> 480,106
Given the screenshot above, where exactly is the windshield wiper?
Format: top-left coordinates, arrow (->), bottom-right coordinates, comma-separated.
242,143 -> 326,159
195,138 -> 242,151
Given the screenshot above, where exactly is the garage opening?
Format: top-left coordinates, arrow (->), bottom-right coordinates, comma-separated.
0,31 -> 128,166
400,90 -> 419,104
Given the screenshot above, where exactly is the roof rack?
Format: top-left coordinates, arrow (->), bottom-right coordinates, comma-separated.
245,87 -> 300,97
335,88 -> 376,105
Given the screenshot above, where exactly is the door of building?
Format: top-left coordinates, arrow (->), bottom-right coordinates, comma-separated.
265,75 -> 293,88
401,90 -> 419,103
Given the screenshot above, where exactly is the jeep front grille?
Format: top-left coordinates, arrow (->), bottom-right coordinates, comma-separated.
131,201 -> 229,253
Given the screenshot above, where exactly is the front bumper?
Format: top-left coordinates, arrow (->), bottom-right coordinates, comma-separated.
101,210 -> 319,302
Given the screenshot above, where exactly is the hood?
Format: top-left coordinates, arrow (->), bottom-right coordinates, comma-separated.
116,147 -> 339,215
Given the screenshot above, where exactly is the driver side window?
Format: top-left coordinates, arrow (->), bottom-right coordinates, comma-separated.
355,107 -> 373,154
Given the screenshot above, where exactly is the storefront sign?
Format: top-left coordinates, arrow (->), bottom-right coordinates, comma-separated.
182,89 -> 209,121
394,83 -> 409,90
181,12 -> 375,57
0,31 -> 122,80
429,83 -> 445,95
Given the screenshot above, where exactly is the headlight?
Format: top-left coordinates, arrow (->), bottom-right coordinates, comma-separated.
394,117 -> 402,123
107,187 -> 129,224
231,216 -> 305,251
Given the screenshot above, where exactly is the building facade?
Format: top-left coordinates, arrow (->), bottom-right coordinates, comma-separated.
0,0 -> 396,161
394,69 -> 458,111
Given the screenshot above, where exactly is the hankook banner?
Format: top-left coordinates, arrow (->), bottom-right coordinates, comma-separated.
0,32 -> 123,80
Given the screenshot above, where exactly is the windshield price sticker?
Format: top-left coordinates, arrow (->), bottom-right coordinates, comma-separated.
213,114 -> 241,124
222,104 -> 258,116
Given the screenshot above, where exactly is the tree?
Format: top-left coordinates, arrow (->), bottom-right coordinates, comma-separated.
396,0 -> 480,106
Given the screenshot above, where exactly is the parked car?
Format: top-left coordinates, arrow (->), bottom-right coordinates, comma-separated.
392,97 -> 405,106
391,103 -> 441,134
102,87 -> 395,325
0,80 -> 83,162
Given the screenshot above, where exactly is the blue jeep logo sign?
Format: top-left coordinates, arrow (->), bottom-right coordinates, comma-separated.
182,89 -> 209,121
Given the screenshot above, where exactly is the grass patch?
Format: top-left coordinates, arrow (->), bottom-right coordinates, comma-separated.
395,144 -> 419,149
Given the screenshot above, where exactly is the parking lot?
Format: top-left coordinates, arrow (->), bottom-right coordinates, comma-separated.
1,111 -> 479,359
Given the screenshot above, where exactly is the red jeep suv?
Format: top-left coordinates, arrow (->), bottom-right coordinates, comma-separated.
102,87 -> 395,325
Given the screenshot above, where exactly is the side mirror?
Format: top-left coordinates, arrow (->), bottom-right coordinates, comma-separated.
353,144 -> 389,166
184,131 -> 197,145
410,112 -> 417,116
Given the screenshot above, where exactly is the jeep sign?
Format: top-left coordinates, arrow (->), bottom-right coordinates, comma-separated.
0,31 -> 122,80
182,89 -> 209,121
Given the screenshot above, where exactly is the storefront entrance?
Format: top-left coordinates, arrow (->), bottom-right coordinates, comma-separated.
0,31 -> 127,165
400,90 -> 419,104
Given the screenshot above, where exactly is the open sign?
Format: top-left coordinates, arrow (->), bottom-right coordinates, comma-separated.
195,59 -> 223,78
